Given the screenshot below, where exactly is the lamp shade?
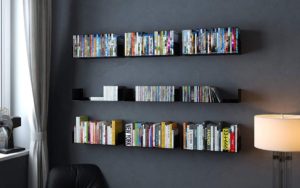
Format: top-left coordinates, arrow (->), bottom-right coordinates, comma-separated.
254,114 -> 300,152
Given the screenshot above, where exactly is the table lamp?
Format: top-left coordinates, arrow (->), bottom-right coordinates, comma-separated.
254,114 -> 300,188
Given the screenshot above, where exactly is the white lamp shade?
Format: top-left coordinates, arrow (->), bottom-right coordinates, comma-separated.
254,114 -> 300,152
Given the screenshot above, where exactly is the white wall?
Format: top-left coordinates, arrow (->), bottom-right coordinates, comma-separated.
11,0 -> 31,149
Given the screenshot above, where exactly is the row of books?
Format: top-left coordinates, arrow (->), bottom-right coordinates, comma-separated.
182,27 -> 239,54
73,117 -> 240,152
125,122 -> 178,149
124,30 -> 178,56
183,122 -> 239,152
73,116 -> 123,145
73,34 -> 118,58
181,86 -> 221,103
135,86 -> 175,102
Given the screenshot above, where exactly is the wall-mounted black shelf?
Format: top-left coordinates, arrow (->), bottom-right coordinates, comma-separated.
72,143 -> 240,154
72,88 -> 241,103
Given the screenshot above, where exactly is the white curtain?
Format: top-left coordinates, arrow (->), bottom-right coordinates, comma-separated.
23,0 -> 52,188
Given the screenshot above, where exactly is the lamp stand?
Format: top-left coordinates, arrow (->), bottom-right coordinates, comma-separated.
273,152 -> 292,188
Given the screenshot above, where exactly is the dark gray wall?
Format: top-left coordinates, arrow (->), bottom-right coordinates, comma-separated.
49,0 -> 300,187
0,156 -> 28,188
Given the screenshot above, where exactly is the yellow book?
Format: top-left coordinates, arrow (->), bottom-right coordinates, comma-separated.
161,122 -> 166,148
222,127 -> 230,152
112,120 -> 123,145
160,31 -> 164,55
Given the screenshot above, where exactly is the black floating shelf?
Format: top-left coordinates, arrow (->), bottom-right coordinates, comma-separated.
72,88 -> 241,103
73,53 -> 239,60
181,52 -> 240,56
72,143 -> 239,153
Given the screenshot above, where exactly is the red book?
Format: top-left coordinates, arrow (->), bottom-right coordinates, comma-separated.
232,28 -> 236,53
230,126 -> 235,152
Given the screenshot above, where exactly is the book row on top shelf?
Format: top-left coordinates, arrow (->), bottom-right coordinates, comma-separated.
72,27 -> 240,58
72,86 -> 241,103
73,116 -> 241,153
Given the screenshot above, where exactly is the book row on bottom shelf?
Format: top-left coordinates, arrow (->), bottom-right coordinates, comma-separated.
73,116 -> 240,153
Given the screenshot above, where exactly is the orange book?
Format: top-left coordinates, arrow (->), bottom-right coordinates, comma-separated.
161,122 -> 166,148
183,122 -> 187,149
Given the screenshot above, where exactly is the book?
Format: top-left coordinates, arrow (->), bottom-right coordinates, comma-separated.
125,123 -> 133,146
112,120 -> 123,145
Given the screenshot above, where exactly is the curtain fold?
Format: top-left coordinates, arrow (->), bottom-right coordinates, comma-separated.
23,0 -> 52,187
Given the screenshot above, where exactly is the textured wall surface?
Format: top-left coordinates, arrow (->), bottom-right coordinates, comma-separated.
49,0 -> 300,187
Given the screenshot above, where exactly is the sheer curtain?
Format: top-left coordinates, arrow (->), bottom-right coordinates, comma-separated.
23,0 -> 52,187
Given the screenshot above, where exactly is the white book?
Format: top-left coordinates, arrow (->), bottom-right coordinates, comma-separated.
132,128 -> 135,147
171,130 -> 174,149
215,126 -> 219,151
109,87 -> 113,101
210,126 -> 214,151
143,125 -> 146,147
198,125 -> 204,150
187,125 -> 193,150
90,97 -> 105,101
107,126 -> 112,145
76,117 -> 81,127
84,122 -> 89,144
102,123 -> 106,145
196,125 -> 200,150
77,35 -> 80,57
165,124 -> 169,148
115,86 -> 118,101
74,126 -> 77,143
103,86 -> 108,101
135,86 -> 138,101
125,123 -> 133,146
221,130 -> 224,152
158,130 -> 161,147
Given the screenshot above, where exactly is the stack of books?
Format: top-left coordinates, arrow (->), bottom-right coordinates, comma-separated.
73,116 -> 123,145
124,30 -> 178,56
181,86 -> 221,103
182,27 -> 239,55
135,86 -> 175,102
125,122 -> 178,149
183,122 -> 239,152
73,33 -> 118,58
89,86 -> 118,101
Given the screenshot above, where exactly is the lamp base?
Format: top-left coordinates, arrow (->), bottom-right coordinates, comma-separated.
273,152 -> 292,188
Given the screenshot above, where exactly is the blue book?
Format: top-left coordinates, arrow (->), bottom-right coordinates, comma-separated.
96,34 -> 101,57
105,34 -> 108,57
